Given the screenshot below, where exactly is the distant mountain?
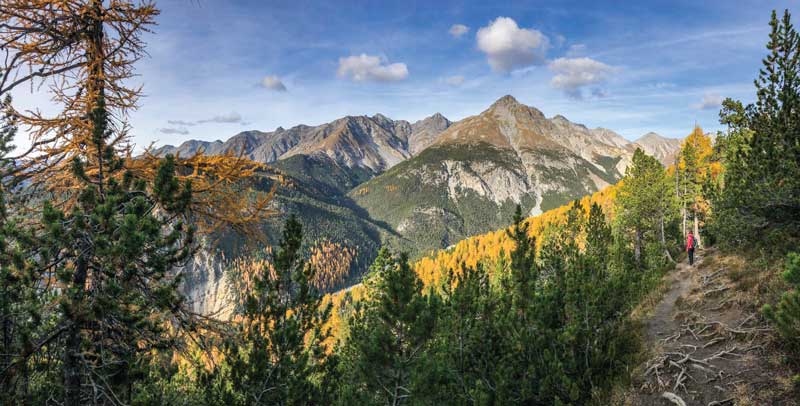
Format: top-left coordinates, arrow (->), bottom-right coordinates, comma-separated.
349,95 -> 679,257
165,95 -> 684,311
154,113 -> 452,175
634,132 -> 684,166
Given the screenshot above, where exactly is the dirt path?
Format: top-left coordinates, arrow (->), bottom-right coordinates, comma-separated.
628,249 -> 788,406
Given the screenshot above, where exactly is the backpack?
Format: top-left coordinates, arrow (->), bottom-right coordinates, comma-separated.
690,236 -> 697,250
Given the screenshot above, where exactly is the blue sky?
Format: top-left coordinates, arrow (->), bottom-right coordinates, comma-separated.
11,0 -> 798,150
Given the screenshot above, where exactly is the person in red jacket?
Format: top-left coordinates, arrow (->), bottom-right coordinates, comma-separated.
686,231 -> 696,266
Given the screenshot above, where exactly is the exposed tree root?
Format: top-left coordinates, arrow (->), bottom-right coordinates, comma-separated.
662,391 -> 687,406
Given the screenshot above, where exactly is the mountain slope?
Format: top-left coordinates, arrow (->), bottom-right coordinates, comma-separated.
349,95 -> 638,258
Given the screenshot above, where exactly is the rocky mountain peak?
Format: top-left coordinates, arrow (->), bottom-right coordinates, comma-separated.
637,131 -> 666,143
491,94 -> 521,108
634,132 -> 684,165
408,113 -> 452,154
371,113 -> 392,125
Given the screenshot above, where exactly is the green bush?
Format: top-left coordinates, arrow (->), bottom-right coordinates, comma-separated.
763,252 -> 800,369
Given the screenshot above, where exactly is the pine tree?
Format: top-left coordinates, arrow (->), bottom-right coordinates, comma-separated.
763,252 -> 800,374
220,214 -> 331,405
616,149 -> 678,267
337,247 -> 437,405
39,94 -> 198,404
718,9 -> 800,246
0,94 -> 43,405
505,204 -> 538,313
429,263 -> 503,404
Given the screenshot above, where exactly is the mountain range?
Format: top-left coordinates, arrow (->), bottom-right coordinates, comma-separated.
158,95 -> 684,308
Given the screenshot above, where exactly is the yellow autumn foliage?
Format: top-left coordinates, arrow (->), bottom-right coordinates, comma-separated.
320,183 -> 622,348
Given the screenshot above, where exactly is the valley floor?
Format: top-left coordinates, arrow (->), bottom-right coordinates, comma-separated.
624,249 -> 798,405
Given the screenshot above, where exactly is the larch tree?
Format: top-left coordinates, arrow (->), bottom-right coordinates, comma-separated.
677,126 -> 713,246
0,1 -> 274,404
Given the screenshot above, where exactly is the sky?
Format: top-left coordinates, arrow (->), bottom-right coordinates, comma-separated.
9,0 -> 798,150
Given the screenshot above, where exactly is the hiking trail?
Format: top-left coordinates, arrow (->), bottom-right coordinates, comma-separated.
627,248 -> 792,405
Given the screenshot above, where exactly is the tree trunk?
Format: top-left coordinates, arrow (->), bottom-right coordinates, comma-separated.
693,213 -> 701,249
681,200 -> 687,239
64,254 -> 88,406
660,215 -> 675,263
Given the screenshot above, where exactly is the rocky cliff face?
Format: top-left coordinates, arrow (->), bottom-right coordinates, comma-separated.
179,244 -> 235,319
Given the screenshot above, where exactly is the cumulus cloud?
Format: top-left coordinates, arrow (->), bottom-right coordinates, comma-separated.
476,17 -> 549,73
443,75 -> 465,86
260,75 -> 287,91
449,24 -> 469,38
337,54 -> 409,82
692,93 -> 723,110
159,127 -> 189,135
549,57 -> 616,99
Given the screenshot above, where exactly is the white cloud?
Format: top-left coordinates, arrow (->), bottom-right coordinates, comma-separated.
166,112 -> 246,128
159,127 -> 189,135
167,120 -> 196,126
476,17 -> 549,73
443,75 -> 465,86
449,24 -> 469,38
198,112 -> 244,124
549,57 -> 616,99
260,75 -> 287,91
692,93 -> 723,110
337,54 -> 409,82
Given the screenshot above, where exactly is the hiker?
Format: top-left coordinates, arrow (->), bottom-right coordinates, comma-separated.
686,231 -> 696,266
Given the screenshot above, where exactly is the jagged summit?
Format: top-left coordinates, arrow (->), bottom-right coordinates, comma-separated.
491,94 -> 521,108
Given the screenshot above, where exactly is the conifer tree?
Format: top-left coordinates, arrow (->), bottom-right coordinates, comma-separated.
677,126 -> 713,245
430,263 -> 503,404
40,96 -> 197,404
0,94 -> 42,405
220,214 -> 331,405
718,9 -> 800,245
338,247 -> 437,405
763,252 -> 800,367
616,149 -> 678,267
0,2 -> 275,403
505,204 -> 538,313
